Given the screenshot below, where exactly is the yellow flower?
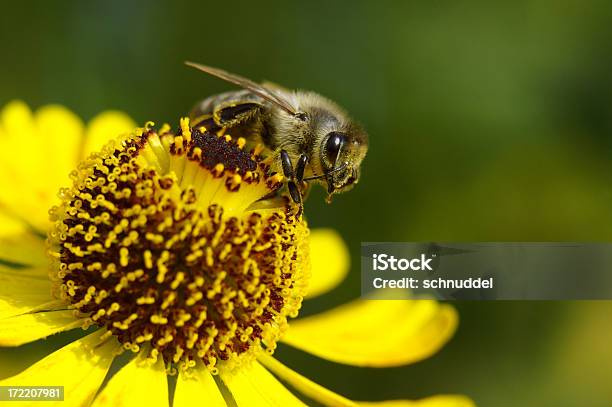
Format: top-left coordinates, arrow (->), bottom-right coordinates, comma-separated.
0,101 -> 473,406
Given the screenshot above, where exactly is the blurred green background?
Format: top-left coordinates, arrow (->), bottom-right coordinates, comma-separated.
1,0 -> 612,405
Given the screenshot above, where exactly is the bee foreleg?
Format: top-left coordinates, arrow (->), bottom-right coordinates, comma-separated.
280,150 -> 295,179
287,181 -> 302,205
295,154 -> 308,183
280,149 -> 305,208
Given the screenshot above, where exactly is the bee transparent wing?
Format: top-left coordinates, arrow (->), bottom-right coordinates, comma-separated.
261,80 -> 291,94
185,62 -> 297,116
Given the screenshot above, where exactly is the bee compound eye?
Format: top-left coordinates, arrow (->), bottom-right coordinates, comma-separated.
324,132 -> 346,164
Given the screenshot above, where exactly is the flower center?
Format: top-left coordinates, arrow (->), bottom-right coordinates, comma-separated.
48,120 -> 309,373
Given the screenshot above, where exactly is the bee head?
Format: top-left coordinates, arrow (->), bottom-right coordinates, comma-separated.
320,129 -> 368,196
288,92 -> 369,198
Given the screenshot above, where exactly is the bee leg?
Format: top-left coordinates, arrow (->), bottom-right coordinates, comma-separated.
294,155 -> 310,215
289,181 -> 304,218
212,102 -> 263,128
280,150 -> 304,214
300,180 -> 312,201
295,154 -> 308,183
287,181 -> 302,205
280,150 -> 294,179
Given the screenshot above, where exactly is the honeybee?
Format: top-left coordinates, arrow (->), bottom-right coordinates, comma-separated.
186,62 -> 368,206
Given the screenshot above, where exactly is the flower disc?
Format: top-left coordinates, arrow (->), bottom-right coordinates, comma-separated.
48,120 -> 309,373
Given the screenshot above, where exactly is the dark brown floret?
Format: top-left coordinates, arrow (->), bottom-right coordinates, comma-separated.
189,128 -> 257,175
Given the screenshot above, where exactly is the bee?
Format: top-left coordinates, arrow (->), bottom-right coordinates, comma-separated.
185,62 -> 368,207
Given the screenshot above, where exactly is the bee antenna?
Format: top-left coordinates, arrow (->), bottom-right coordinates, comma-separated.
303,162 -> 348,181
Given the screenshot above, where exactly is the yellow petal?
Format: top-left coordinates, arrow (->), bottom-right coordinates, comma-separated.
0,210 -> 27,237
221,361 -> 305,406
0,267 -> 54,319
0,263 -> 50,280
0,329 -> 118,406
0,101 -> 83,232
306,228 -> 350,299
0,100 -> 35,138
282,297 -> 458,367
0,101 -> 45,229
92,350 -> 168,407
259,354 -> 355,407
34,104 -> 84,194
174,364 -> 226,407
82,111 -> 136,158
259,355 -> 474,407
0,229 -> 47,267
0,310 -> 81,346
357,396 -> 476,407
